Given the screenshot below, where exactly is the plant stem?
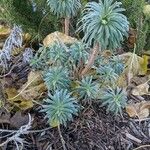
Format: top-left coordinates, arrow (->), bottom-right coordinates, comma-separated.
58,125 -> 67,150
64,17 -> 70,35
81,42 -> 100,77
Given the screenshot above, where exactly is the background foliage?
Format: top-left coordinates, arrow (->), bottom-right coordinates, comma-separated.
0,0 -> 61,39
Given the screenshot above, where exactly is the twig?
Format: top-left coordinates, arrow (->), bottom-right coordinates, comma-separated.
0,127 -> 52,133
130,117 -> 150,122
0,114 -> 33,147
0,56 -> 22,78
132,145 -> 150,150
64,17 -> 70,35
81,42 -> 100,77
125,132 -> 142,143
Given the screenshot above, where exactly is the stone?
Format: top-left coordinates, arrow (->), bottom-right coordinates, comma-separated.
43,31 -> 77,47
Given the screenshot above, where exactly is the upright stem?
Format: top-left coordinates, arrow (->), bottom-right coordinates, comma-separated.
81,42 -> 100,77
64,17 -> 70,35
58,125 -> 67,150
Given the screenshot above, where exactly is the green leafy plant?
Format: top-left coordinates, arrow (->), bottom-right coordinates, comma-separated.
100,87 -> 127,115
70,42 -> 89,64
0,0 -> 60,39
109,57 -> 125,75
42,89 -> 79,127
97,65 -> 119,87
43,67 -> 70,91
30,46 -> 48,70
78,0 -> 129,49
76,76 -> 99,100
121,0 -> 150,53
47,42 -> 69,66
47,0 -> 81,35
77,0 -> 129,76
30,42 -> 69,70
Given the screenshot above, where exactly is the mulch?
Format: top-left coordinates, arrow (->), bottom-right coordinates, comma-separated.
1,102 -> 150,150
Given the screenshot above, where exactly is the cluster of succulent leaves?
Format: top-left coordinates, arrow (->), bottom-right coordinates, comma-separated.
75,76 -> 100,100
30,0 -> 129,127
42,89 -> 79,127
30,42 -> 90,126
95,56 -> 124,87
47,0 -> 81,18
77,0 -> 129,50
100,87 -> 127,116
43,67 -> 70,91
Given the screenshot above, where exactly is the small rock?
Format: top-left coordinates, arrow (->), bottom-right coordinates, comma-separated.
43,31 -> 77,47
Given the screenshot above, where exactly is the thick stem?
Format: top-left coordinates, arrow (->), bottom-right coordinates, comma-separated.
80,42 -> 100,77
64,17 -> 70,35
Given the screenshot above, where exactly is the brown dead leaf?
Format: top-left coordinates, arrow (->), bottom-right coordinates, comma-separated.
101,50 -> 112,58
10,111 -> 29,128
125,53 -> 143,76
117,52 -> 144,85
117,73 -> 128,88
6,88 -> 33,110
0,25 -> 11,40
18,71 -> 47,100
132,82 -> 150,96
126,101 -> 150,119
127,28 -> 137,49
43,31 -> 77,47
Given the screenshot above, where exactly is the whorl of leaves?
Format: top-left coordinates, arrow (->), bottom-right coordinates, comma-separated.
70,42 -> 89,64
100,87 -> 127,115
97,65 -> 119,86
30,42 -> 68,70
109,57 -> 124,75
42,89 -> 79,127
43,67 -> 70,91
76,76 -> 99,100
47,42 -> 68,66
47,0 -> 81,18
77,0 -> 129,50
30,46 -> 48,70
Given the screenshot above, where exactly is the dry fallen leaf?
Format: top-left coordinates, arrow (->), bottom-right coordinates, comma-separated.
0,108 -> 10,124
18,71 -> 47,100
6,88 -> 33,110
117,73 -> 128,88
0,25 -> 11,40
10,111 -> 29,128
126,101 -> 150,119
132,82 -> 150,96
101,50 -> 112,58
117,52 -> 144,86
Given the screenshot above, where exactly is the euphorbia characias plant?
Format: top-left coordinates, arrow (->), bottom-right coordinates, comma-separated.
47,0 -> 81,35
77,0 -> 129,76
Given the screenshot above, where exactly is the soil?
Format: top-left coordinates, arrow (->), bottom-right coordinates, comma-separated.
1,102 -> 150,150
